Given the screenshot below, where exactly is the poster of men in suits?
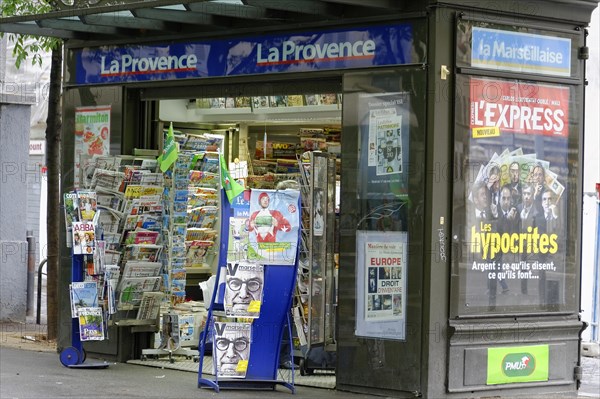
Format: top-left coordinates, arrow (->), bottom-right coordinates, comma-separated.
458,76 -> 570,312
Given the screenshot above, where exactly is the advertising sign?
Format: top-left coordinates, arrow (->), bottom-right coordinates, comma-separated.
355,230 -> 407,340
74,24 -> 415,85
487,345 -> 549,384
247,189 -> 300,265
74,105 -> 111,188
470,78 -> 569,138
471,27 -> 571,77
458,76 -> 571,313
358,92 -> 411,199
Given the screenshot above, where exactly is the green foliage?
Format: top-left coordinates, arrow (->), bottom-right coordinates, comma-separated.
1,0 -> 60,68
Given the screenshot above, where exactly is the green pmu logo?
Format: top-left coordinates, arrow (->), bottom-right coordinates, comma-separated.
502,353 -> 536,377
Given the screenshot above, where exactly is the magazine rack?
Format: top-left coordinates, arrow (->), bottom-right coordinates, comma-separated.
59,253 -> 109,368
197,190 -> 298,393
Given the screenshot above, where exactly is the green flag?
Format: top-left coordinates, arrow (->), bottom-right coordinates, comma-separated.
220,154 -> 244,203
159,122 -> 178,172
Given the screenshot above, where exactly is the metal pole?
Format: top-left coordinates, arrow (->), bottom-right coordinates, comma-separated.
592,184 -> 600,342
36,259 -> 47,325
26,231 -> 35,317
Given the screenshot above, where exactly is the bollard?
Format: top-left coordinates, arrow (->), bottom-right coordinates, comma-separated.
36,259 -> 47,325
26,231 -> 35,317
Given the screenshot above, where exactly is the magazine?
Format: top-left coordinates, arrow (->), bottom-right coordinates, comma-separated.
185,240 -> 214,267
269,96 -> 287,107
123,244 -> 162,262
118,276 -> 161,307
213,321 -> 252,378
72,221 -> 96,255
159,313 -> 180,350
178,314 -> 196,344
64,192 -> 80,229
78,307 -> 105,341
77,191 -> 97,221
91,169 -> 125,193
136,292 -> 164,320
70,281 -> 99,318
247,189 -> 300,265
187,206 -> 218,229
93,240 -> 106,274
104,265 -> 120,314
123,230 -> 160,245
96,206 -> 123,235
251,96 -> 269,109
122,261 -> 162,278
224,262 -> 264,318
286,95 -> 304,107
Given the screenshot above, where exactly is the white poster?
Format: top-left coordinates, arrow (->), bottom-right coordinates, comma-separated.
74,105 -> 111,188
356,230 -> 407,340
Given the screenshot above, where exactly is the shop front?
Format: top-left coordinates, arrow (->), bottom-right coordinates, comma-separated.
1,0 -> 597,397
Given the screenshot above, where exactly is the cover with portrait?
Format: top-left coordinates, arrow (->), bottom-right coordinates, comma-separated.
72,221 -> 96,255
213,321 -> 252,378
247,189 -> 300,265
462,76 -> 570,310
224,262 -> 264,318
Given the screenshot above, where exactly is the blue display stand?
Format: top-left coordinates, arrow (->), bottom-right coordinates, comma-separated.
59,253 -> 109,369
197,190 -> 298,393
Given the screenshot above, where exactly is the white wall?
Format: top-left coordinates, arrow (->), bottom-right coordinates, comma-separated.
581,8 -> 600,343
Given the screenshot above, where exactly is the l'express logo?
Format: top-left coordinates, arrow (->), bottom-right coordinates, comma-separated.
256,39 -> 376,66
502,353 -> 536,377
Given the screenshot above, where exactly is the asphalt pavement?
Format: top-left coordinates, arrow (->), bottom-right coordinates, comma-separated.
1,341 -> 598,399
0,346 -> 376,399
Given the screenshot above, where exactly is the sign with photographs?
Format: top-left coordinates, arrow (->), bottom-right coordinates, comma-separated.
454,75 -> 572,314
358,92 -> 411,199
355,230 -> 407,340
74,105 -> 111,188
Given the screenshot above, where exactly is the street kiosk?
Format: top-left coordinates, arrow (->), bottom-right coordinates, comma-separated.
1,1 -> 597,397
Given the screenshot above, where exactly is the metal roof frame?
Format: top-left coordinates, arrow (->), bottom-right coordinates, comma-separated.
0,0 -> 409,45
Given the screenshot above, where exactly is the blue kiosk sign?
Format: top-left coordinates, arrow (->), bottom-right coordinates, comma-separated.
74,24 -> 415,85
471,26 -> 571,77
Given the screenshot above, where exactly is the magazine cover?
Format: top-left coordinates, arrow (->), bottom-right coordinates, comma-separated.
118,276 -> 161,306
251,96 -> 269,109
160,313 -> 180,350
72,221 -> 96,255
63,192 -> 80,229
247,189 -> 300,265
122,261 -> 162,278
123,244 -> 162,262
136,292 -> 164,320
213,321 -> 252,378
70,281 -> 99,318
77,190 -> 98,221
459,76 -> 571,312
224,262 -> 264,318
78,306 -> 105,341
178,314 -> 196,344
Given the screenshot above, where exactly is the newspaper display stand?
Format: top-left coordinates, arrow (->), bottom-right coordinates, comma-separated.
197,190 -> 299,393
59,253 -> 109,369
294,152 -> 337,375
